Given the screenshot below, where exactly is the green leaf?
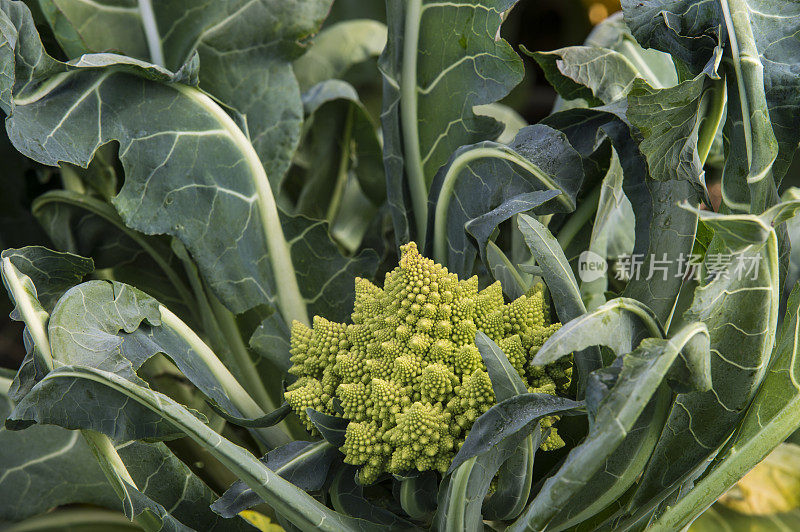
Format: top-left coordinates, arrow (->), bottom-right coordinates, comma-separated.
0,376 -> 250,530
2,1 -> 378,325
486,241 -> 530,300
511,323 -> 710,531
543,105 -> 701,329
447,393 -> 583,474
630,205 -> 783,519
584,13 -> 677,90
475,331 -> 528,401
280,214 -> 379,323
621,0 -> 724,76
32,190 -> 197,320
465,190 -> 561,267
474,331 -> 534,520
1,249 -> 62,376
6,368 -> 205,441
0,245 -> 252,531
623,0 -> 800,191
2,0 -> 307,319
537,28 -> 703,329
429,124 -> 585,277
581,151 -> 635,311
532,297 -> 664,368
745,1 -> 800,182
291,79 -> 384,224
249,312 -> 292,373
212,440 -> 340,518
5,365 -> 376,532
621,176 -> 701,330
547,398 -> 670,531
516,214 -> 585,324
473,103 -> 527,145
210,402 -> 292,429
784,189 -> 800,294
47,280 -> 240,414
37,0 -> 334,189
2,509 -> 142,532
43,278 -> 289,446
307,409 -> 349,448
626,53 -> 723,191
651,282 -> 800,529
1,246 -> 93,312
0,378 -> 116,522
380,0 -> 524,244
294,19 -> 388,92
433,425 -> 544,532
397,472 -> 438,520
330,465 -> 418,529
528,46 -> 641,105
516,213 -> 603,394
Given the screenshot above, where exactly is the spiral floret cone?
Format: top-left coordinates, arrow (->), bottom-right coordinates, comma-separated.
286,242 -> 572,483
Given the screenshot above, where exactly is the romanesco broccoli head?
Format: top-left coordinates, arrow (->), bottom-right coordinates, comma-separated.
285,242 -> 572,483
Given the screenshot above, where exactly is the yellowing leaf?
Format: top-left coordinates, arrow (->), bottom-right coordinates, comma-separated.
238,510 -> 284,532
719,444 -> 800,515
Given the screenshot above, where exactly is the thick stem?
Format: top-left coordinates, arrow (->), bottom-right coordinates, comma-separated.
720,0 -> 777,213
1,258 -> 52,370
697,78 -> 727,167
173,239 -> 242,372
158,305 -> 289,447
51,368 -> 360,532
556,183 -> 602,251
208,295 -> 275,412
60,165 -> 87,194
720,0 -> 750,166
444,457 -> 476,532
325,106 -> 355,224
0,263 -> 159,531
173,85 -> 309,327
137,0 -> 164,67
400,0 -> 428,245
158,305 -> 261,417
433,147 -> 573,265
0,509 -> 139,530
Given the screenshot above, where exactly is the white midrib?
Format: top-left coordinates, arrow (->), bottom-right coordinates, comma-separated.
138,0 -> 165,67
400,0 -> 429,244
432,147 -> 573,265
719,0 -> 751,163
12,77 -> 308,326
172,84 -> 309,326
1,258 -> 52,368
0,260 -> 141,500
55,368 -> 358,532
719,0 -> 772,191
158,305 -> 265,419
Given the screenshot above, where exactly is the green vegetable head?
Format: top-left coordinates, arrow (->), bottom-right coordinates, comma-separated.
285,242 -> 572,483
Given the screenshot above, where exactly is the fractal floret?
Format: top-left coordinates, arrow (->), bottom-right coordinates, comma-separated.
285,242 -> 572,483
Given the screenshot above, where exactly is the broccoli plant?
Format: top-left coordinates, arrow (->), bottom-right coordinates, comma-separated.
285,243 -> 571,483
1,0 -> 800,531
